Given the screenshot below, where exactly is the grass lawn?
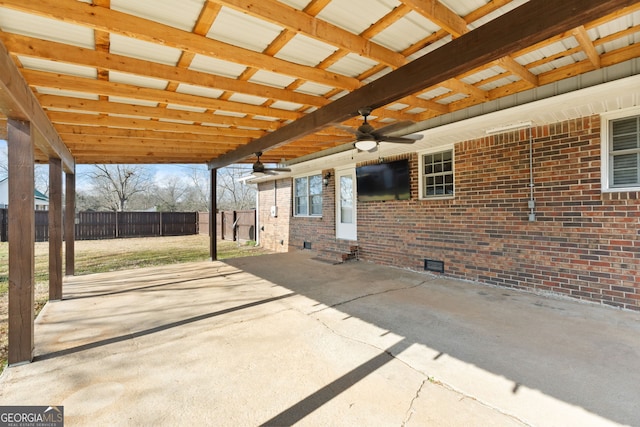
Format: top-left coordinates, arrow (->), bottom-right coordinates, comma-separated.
0,234 -> 272,371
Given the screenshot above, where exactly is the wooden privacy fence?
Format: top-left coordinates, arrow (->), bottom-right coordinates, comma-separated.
0,209 -> 198,242
1,209 -> 256,242
216,210 -> 256,242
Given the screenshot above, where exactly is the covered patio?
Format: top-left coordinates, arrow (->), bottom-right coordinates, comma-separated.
1,251 -> 639,425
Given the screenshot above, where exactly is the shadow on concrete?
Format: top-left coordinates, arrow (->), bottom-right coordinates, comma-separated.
34,293 -> 295,362
224,252 -> 640,426
260,339 -> 409,426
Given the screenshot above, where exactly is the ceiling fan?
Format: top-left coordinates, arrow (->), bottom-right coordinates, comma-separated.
337,107 -> 423,152
251,151 -> 291,175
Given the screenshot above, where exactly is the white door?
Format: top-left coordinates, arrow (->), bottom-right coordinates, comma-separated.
336,168 -> 357,241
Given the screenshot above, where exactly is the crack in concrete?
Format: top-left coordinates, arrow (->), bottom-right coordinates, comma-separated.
310,279 -> 434,315
401,378 -> 427,426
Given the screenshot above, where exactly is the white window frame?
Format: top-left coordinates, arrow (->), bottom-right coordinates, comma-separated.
418,146 -> 455,200
601,106 -> 640,192
293,172 -> 323,217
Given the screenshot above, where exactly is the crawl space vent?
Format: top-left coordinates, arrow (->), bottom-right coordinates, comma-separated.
303,241 -> 312,250
424,259 -> 444,273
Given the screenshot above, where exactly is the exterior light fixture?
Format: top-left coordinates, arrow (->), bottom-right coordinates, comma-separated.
323,171 -> 332,187
354,137 -> 377,151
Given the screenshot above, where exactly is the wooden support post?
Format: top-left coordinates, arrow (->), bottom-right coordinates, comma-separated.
48,157 -> 63,300
64,172 -> 75,276
7,119 -> 35,365
209,168 -> 217,261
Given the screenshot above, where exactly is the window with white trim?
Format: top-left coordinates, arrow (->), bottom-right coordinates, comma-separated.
608,115 -> 640,189
420,149 -> 454,198
294,174 -> 322,216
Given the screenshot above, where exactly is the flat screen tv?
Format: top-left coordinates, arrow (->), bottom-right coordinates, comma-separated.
356,159 -> 410,201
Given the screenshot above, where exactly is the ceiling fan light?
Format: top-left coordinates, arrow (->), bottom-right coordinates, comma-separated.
355,139 -> 377,151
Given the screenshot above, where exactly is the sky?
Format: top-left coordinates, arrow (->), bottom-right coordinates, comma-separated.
0,138 -> 211,191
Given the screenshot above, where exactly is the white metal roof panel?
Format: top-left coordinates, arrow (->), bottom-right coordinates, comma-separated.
207,7 -> 283,53
275,34 -> 338,67
108,97 -> 159,107
294,82 -> 333,97
111,0 -> 205,32
248,70 -> 297,89
419,87 -> 451,100
442,0 -> 488,18
461,66 -> 505,85
326,54 -> 378,78
35,87 -> 98,100
270,101 -> 304,111
467,0 -> 528,30
0,7 -> 94,49
228,93 -> 269,106
478,75 -> 521,91
17,56 -> 97,79
109,34 -> 182,65
316,0 -> 400,35
109,71 -> 169,90
188,54 -> 247,79
176,83 -> 224,99
372,11 -> 439,52
166,104 -> 207,113
276,0 -> 311,11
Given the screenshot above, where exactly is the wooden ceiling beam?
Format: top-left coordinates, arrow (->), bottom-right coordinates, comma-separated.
0,39 -> 74,171
0,33 -> 328,109
572,26 -> 601,68
208,0 -> 636,168
212,0 -> 406,69
38,95 -> 282,131
0,0 -> 360,91
46,111 -> 267,138
400,0 -> 469,37
21,69 -> 304,122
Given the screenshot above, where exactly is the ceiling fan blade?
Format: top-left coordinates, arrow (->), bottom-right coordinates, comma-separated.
266,167 -> 292,172
380,136 -> 420,144
334,124 -> 359,135
374,120 -> 415,136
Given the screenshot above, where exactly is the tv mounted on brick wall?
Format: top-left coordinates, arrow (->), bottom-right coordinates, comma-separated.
356,159 -> 410,202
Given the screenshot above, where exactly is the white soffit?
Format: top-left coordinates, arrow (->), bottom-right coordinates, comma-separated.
207,7 -> 283,53
0,7 -> 94,49
275,34 -> 338,67
188,54 -> 247,79
467,0 -> 528,30
111,0 -> 205,32
17,56 -> 97,79
109,34 -> 182,65
442,0 -> 488,18
109,71 -> 168,90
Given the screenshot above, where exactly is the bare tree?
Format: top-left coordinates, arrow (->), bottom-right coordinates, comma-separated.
217,166 -> 256,210
153,175 -> 191,212
88,164 -> 154,211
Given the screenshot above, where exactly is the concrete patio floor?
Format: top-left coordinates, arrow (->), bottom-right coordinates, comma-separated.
1,250 -> 639,426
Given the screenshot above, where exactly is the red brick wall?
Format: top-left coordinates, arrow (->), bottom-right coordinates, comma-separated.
257,179 -> 291,252
258,115 -> 640,310
356,115 -> 640,311
289,169 -> 336,252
